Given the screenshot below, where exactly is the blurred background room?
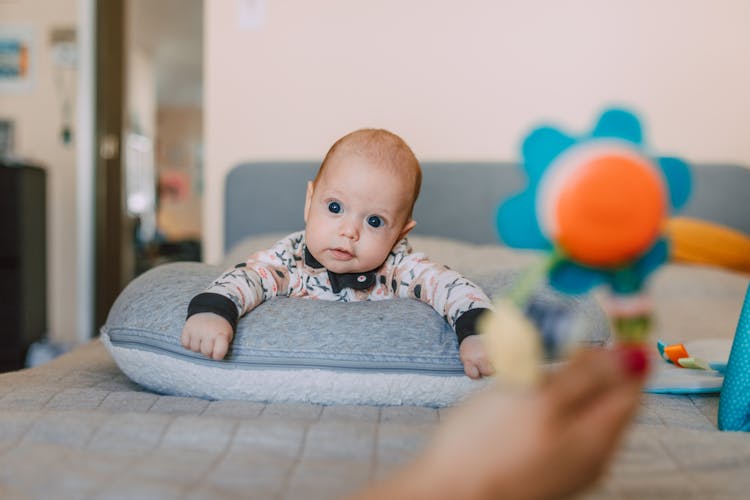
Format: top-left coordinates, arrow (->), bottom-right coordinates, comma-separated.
1,0 -> 749,370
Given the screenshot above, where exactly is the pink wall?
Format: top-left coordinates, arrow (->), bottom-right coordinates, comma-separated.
204,0 -> 750,262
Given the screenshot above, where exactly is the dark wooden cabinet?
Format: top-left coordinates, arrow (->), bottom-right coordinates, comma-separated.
0,160 -> 47,372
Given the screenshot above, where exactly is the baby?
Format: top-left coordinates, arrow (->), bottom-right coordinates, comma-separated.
181,129 -> 494,379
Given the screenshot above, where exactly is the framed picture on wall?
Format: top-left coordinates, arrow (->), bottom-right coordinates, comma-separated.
0,25 -> 35,93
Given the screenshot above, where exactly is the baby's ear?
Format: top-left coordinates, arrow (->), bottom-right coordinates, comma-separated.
399,219 -> 417,239
304,181 -> 314,222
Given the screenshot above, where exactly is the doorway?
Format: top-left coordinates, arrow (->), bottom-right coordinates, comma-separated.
95,0 -> 203,329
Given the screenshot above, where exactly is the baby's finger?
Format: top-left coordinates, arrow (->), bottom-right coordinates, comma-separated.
200,337 -> 215,357
189,334 -> 202,353
213,337 -> 229,360
180,329 -> 191,349
465,363 -> 480,379
478,358 -> 495,377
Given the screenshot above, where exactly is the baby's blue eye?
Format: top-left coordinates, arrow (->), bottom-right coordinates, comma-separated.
328,201 -> 341,214
367,215 -> 383,228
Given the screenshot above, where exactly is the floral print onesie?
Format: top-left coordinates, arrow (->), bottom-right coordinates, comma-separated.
187,231 -> 492,343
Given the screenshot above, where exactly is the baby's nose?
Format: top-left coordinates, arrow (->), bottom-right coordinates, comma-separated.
339,217 -> 360,239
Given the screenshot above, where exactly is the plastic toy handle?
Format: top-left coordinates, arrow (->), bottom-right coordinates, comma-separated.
718,282 -> 750,431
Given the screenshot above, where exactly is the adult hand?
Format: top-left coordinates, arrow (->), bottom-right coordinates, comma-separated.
354,346 -> 649,500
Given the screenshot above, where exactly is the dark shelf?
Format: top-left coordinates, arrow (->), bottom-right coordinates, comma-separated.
0,159 -> 47,372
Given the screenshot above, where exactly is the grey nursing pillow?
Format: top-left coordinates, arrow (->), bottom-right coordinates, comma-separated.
101,261 -> 610,407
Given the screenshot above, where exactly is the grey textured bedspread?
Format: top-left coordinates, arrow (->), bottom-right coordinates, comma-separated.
0,340 -> 442,499
1,340 -> 750,499
2,238 -> 750,499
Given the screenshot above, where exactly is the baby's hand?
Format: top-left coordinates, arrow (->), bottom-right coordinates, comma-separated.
459,335 -> 495,379
181,313 -> 234,360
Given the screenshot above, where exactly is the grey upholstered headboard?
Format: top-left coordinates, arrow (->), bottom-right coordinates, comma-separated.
224,161 -> 750,253
224,161 -> 525,251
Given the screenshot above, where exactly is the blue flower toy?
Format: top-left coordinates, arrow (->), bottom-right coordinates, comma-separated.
500,108 -> 690,288
482,109 -> 692,378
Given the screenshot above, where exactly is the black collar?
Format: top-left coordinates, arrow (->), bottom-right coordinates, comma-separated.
304,247 -> 376,294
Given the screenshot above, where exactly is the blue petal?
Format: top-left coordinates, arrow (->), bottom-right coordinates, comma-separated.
496,191 -> 550,250
657,157 -> 692,210
549,261 -> 607,295
591,108 -> 643,145
634,238 -> 669,280
521,126 -> 576,181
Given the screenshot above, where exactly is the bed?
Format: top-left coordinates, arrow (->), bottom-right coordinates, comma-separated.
1,161 -> 749,499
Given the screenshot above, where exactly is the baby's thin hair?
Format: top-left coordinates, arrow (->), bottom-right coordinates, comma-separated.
315,129 -> 422,211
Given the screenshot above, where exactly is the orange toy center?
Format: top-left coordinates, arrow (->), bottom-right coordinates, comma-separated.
553,154 -> 666,267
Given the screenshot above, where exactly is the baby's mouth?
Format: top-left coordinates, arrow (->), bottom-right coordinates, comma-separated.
329,248 -> 354,260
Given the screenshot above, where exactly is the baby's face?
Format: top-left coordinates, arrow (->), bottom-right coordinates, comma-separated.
304,154 -> 416,274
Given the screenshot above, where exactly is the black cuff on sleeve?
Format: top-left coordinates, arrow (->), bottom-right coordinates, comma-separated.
187,292 -> 239,332
455,308 -> 491,345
